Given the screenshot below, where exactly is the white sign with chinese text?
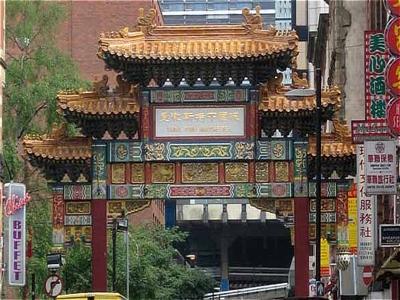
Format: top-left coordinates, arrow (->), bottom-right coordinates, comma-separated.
364,140 -> 397,194
154,106 -> 246,138
356,145 -> 376,266
4,183 -> 26,286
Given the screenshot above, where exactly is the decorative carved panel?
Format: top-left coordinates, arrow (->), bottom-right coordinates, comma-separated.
181,163 -> 218,183
131,163 -> 145,183
151,163 -> 175,183
112,164 -> 126,183
225,162 -> 249,183
274,161 -> 290,182
107,200 -> 150,216
255,162 -> 269,182
275,199 -> 294,217
310,198 -> 336,212
66,202 -> 91,214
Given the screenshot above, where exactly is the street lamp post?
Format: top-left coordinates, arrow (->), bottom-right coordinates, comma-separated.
315,67 -> 322,283
112,217 -> 117,292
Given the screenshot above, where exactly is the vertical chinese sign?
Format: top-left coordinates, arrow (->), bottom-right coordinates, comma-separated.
365,31 -> 390,121
356,145 -> 376,266
320,237 -> 330,277
385,1 -> 400,135
347,184 -> 358,254
351,31 -> 391,143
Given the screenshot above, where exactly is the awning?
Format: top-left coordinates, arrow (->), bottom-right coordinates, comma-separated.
377,245 -> 400,279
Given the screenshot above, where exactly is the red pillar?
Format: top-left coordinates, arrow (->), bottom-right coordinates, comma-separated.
92,198 -> 107,291
294,197 -> 309,296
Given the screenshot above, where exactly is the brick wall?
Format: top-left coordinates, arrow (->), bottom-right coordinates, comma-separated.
59,0 -> 161,83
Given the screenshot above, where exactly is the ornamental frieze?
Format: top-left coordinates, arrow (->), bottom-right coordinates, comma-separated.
109,185 -> 142,199
148,88 -> 249,103
64,215 -> 92,226
144,143 -> 166,161
108,141 -> 143,162
256,140 -> 293,160
308,182 -> 337,197
169,143 -> 232,160
256,183 -> 293,198
64,184 -> 92,200
234,142 -> 254,159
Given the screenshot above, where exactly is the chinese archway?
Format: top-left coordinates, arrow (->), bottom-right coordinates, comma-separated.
23,7 -> 356,296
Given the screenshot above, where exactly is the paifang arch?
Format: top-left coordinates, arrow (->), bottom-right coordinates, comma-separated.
23,7 -> 355,294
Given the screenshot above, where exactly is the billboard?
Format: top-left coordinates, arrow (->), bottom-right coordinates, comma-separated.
4,183 -> 29,286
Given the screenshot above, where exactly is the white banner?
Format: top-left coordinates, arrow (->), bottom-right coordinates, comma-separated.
364,140 -> 397,194
4,183 -> 27,286
356,145 -> 376,266
154,106 -> 246,138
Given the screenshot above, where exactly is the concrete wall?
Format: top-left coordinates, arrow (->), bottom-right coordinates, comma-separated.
327,0 -> 366,124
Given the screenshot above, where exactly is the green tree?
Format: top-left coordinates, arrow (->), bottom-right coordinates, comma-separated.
4,1 -> 88,298
62,242 -> 92,294
109,224 -> 216,300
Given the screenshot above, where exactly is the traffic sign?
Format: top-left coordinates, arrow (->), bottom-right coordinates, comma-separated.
44,274 -> 63,298
362,266 -> 373,286
316,281 -> 325,297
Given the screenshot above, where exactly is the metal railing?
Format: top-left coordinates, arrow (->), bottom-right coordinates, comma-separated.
203,282 -> 289,300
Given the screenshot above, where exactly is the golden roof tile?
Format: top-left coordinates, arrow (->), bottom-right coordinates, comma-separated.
23,124 -> 91,160
309,119 -> 356,157
98,7 -> 298,61
57,75 -> 140,115
258,72 -> 341,112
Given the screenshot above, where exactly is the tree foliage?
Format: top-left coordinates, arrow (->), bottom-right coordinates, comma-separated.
4,0 -> 89,181
62,242 -> 92,294
4,1 -> 89,298
109,224 -> 216,300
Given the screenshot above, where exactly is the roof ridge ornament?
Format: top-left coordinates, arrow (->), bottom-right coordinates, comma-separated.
332,117 -> 351,141
242,6 -> 263,31
115,75 -> 134,97
291,72 -> 309,89
92,74 -> 109,97
137,7 -> 157,35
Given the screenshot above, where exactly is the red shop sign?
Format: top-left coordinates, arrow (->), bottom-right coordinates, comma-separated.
386,97 -> 400,136
385,0 -> 400,17
385,58 -> 400,96
385,17 -> 400,56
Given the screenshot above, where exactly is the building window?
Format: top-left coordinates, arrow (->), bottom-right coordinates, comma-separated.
369,0 -> 387,30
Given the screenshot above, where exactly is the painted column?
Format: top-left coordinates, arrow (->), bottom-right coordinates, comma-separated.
293,140 -> 309,296
220,235 -> 229,291
91,142 -> 108,291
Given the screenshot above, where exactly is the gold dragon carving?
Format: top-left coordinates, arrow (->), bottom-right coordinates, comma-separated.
137,8 -> 157,34
242,6 -> 263,31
